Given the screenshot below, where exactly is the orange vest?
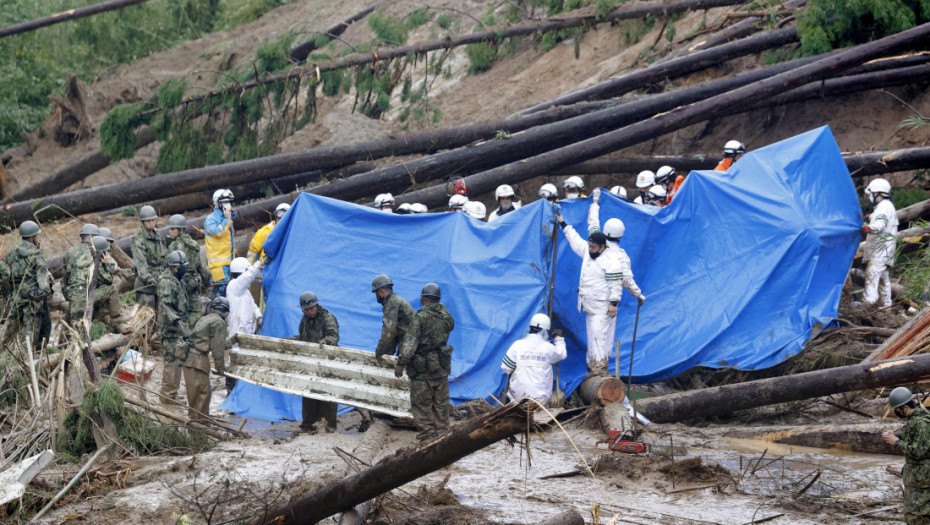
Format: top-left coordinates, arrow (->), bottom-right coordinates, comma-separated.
715,157 -> 734,171
666,176 -> 685,205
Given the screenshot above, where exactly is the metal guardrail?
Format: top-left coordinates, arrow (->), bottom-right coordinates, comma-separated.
228,334 -> 412,418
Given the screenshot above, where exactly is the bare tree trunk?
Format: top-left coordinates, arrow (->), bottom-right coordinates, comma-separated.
0,0 -> 152,39
290,2 -> 383,62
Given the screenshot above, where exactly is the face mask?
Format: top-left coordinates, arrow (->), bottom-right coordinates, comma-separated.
566,192 -> 579,199
500,201 -> 512,211
589,247 -> 603,259
376,293 -> 386,304
176,266 -> 187,279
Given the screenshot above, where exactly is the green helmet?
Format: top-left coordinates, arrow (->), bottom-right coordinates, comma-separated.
371,274 -> 393,292
139,205 -> 158,221
421,283 -> 441,300
211,296 -> 230,313
98,227 -> 115,242
299,291 -> 319,309
167,250 -> 188,267
80,223 -> 99,237
91,236 -> 110,252
167,214 -> 188,229
19,220 -> 41,238
889,386 -> 915,409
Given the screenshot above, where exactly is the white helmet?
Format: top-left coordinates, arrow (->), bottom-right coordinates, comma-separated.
230,257 -> 250,274
723,140 -> 746,155
410,203 -> 428,214
495,184 -> 515,200
655,165 -> 676,184
537,183 -> 558,200
396,203 -> 413,214
274,202 -> 290,220
645,184 -> 667,203
603,218 -> 625,241
865,178 -> 891,196
374,193 -> 395,208
463,200 -> 487,220
562,176 -> 584,191
213,188 -> 234,208
448,194 -> 469,210
635,170 -> 655,189
530,313 -> 551,332
610,185 -> 627,199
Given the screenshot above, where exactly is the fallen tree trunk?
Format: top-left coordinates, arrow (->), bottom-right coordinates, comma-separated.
637,353 -> 930,423
259,400 -> 532,525
0,0 -> 152,39
724,423 -> 900,455
864,308 -> 930,362
290,2 -> 382,62
578,375 -> 626,405
897,195 -> 930,223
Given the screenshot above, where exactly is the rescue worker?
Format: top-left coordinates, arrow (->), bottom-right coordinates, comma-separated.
715,140 -> 745,171
5,221 -> 51,346
656,165 -> 685,205
396,283 -> 454,441
633,170 -> 655,204
167,214 -> 211,327
448,194 -> 469,212
501,313 -> 566,406
61,224 -> 98,323
372,274 -> 418,361
488,184 -> 521,221
85,236 -> 121,328
447,175 -> 467,197
610,186 -> 628,201
554,188 -> 645,373
562,176 -> 585,200
396,203 -> 414,215
374,193 -> 395,213
463,200 -> 487,221
247,203 -> 290,263
882,387 -> 930,525
204,189 -> 235,295
157,250 -> 191,404
226,257 -> 262,340
644,185 -> 668,207
410,203 -> 429,214
99,227 -> 135,286
131,205 -> 167,309
538,183 -> 559,203
294,291 -> 341,431
184,296 -> 230,421
863,178 -> 898,307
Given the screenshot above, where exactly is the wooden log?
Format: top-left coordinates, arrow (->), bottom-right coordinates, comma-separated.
897,196 -> 930,223
290,2 -> 382,62
864,308 -> 930,362
599,401 -> 635,434
538,509 -> 585,525
259,401 -> 532,525
0,0 -> 152,39
725,423 -> 900,455
579,375 -> 626,405
637,353 -> 930,423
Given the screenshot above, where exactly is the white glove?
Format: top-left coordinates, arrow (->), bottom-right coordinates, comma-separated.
638,294 -> 646,305
592,187 -> 601,202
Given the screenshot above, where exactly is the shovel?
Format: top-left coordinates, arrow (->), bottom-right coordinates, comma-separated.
549,363 -> 565,408
547,222 -> 566,408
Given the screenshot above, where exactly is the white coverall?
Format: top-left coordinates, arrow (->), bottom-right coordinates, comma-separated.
501,332 -> 567,405
227,260 -> 262,339
864,198 -> 898,307
563,201 -> 643,371
488,201 -> 522,222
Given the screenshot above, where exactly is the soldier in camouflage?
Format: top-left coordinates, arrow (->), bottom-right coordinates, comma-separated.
157,250 -> 191,403
4,221 -> 51,347
396,283 -> 454,441
884,387 -> 930,525
132,205 -> 168,309
167,214 -> 211,327
184,296 -> 230,421
61,223 -> 98,323
294,291 -> 340,431
372,274 -> 418,360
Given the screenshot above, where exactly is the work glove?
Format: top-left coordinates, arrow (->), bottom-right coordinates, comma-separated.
394,364 -> 405,378
638,294 -> 646,306
30,287 -> 48,300
591,187 -> 601,202
861,224 -> 871,235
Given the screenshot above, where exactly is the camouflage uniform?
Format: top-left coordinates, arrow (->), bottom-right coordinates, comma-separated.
168,234 -> 210,327
897,406 -> 930,524
4,240 -> 51,346
0,259 -> 12,316
131,225 -> 167,308
400,303 -> 454,441
156,268 -> 189,402
296,306 -> 340,430
375,292 -> 418,359
62,242 -> 119,324
184,311 -> 227,421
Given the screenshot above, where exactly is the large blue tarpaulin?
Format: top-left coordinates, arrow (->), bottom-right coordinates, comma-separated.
223,126 -> 861,421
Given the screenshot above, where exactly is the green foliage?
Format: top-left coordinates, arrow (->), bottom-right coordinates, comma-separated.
99,103 -> 150,161
762,47 -> 796,65
466,41 -> 498,74
121,205 -> 138,217
594,0 -> 621,21
436,13 -> 454,29
406,7 -> 433,29
665,25 -> 676,42
797,0 -> 930,56
481,8 -> 497,27
893,187 -> 929,210
90,320 -> 108,341
157,79 -> 188,108
369,13 -> 408,45
255,35 -> 294,75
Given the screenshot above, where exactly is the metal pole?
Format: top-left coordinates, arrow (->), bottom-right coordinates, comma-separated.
627,302 -> 642,434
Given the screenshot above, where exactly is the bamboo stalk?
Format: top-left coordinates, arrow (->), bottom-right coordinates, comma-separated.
31,446 -> 110,522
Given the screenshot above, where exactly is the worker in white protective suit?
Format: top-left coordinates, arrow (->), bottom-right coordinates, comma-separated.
862,178 -> 898,307
632,170 -> 655,205
501,313 -> 566,406
488,184 -> 521,221
226,257 -> 263,340
554,188 -> 645,373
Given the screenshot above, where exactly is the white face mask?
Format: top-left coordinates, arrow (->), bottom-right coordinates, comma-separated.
565,192 -> 580,199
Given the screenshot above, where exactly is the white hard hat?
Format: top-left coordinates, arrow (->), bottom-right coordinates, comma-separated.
274,202 -> 290,220
865,178 -> 891,196
603,218 -> 625,240
723,140 -> 746,155
396,203 -> 413,214
463,200 -> 487,219
448,194 -> 469,210
213,189 -> 234,208
655,165 -> 676,184
410,203 -> 428,214
530,313 -> 550,332
538,183 -> 558,199
495,184 -> 515,200
635,171 -> 655,189
230,257 -> 250,274
563,176 -> 584,190
645,184 -> 667,202
374,193 -> 395,207
610,186 -> 627,199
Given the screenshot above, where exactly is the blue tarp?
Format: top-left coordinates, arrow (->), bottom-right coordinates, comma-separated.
223,126 -> 862,421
